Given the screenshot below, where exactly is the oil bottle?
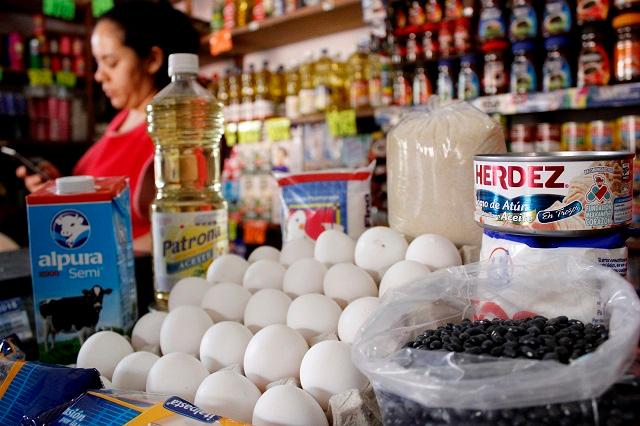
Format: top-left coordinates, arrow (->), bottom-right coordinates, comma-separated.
240,64 -> 255,121
147,54 -> 228,307
299,52 -> 316,115
254,60 -> 274,120
347,40 -> 370,109
313,48 -> 332,112
285,60 -> 301,119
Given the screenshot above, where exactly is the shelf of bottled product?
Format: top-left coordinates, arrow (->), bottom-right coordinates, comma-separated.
205,0 -> 365,59
373,82 -> 640,129
289,106 -> 375,126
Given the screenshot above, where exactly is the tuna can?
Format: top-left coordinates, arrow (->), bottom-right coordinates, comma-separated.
474,152 -> 635,236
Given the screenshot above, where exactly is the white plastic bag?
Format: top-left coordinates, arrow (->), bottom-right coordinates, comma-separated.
386,99 -> 506,247
352,258 -> 640,417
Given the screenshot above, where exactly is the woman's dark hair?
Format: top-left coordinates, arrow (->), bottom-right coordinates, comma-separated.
98,0 -> 200,89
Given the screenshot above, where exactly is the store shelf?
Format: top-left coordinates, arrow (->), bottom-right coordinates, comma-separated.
205,0 -> 365,58
471,83 -> 640,115
290,107 -> 375,126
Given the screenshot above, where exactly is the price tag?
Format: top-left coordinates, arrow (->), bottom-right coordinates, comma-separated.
55,71 -> 77,88
243,220 -> 268,245
44,0 -> 76,20
238,120 -> 262,144
225,123 -> 238,146
326,109 -> 357,137
92,0 -> 114,17
28,69 -> 53,86
265,118 -> 291,142
210,30 -> 233,56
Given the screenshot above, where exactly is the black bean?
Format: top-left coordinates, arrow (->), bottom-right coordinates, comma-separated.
429,340 -> 442,350
527,326 -> 541,336
481,340 -> 494,351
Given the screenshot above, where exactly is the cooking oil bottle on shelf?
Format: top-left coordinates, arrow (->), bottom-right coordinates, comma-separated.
313,48 -> 332,112
147,53 -> 228,308
299,52 -> 316,115
254,60 -> 273,120
285,60 -> 301,119
347,40 -> 370,109
240,64 -> 255,121
329,53 -> 347,111
269,64 -> 285,116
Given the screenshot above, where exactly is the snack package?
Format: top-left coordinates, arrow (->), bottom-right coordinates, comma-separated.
480,228 -> 635,276
386,99 -> 506,247
275,162 -> 374,242
29,390 -> 250,426
0,360 -> 101,425
353,258 -> 640,424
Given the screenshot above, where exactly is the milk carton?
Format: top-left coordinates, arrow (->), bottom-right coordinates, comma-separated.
27,176 -> 137,364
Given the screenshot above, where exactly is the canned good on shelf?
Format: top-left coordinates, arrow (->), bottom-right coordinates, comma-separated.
561,122 -> 588,151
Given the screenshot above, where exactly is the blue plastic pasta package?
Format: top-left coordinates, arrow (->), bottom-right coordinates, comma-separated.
0,360 -> 101,425
30,389 -> 250,426
275,162 -> 374,242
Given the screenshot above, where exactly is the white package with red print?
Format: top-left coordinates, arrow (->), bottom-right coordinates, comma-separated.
275,162 -> 374,242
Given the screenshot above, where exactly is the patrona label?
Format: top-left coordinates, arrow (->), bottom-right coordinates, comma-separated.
152,209 -> 228,292
474,156 -> 633,234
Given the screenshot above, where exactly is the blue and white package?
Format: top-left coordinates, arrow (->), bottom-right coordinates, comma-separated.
275,162 -> 374,242
26,176 -> 137,365
480,228 -> 634,276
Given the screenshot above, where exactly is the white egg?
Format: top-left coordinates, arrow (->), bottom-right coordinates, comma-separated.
354,226 -> 408,281
287,294 -> 342,343
112,351 -> 159,391
131,311 -> 167,354
379,260 -> 431,298
253,384 -> 328,426
76,331 -> 133,380
194,370 -> 261,423
243,289 -> 292,333
280,237 -> 315,267
337,296 -> 380,344
299,340 -> 369,410
314,230 -> 355,265
282,258 -> 327,298
201,282 -> 251,322
243,260 -> 286,293
146,352 -> 209,402
100,376 -> 112,389
207,254 -> 250,284
248,246 -> 281,263
160,305 -> 213,356
405,233 -> 462,270
243,324 -> 309,391
200,321 -> 253,374
168,277 -> 213,311
323,263 -> 378,308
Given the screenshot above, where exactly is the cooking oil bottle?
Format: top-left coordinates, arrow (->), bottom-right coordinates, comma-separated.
329,53 -> 347,110
313,48 -> 332,112
285,60 -> 301,119
269,64 -> 285,116
347,40 -> 370,109
147,53 -> 228,308
240,64 -> 255,121
254,60 -> 273,120
299,52 -> 316,115
226,67 -> 241,123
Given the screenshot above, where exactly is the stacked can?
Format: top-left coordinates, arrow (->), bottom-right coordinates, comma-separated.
474,152 -> 636,276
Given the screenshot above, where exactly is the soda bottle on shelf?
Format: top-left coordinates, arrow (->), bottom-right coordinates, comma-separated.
412,66 -> 431,105
147,53 -> 229,308
269,64 -> 285,116
240,64 -> 255,121
285,60 -> 301,119
299,52 -> 316,115
313,48 -> 332,113
254,60 -> 274,120
347,40 -> 370,110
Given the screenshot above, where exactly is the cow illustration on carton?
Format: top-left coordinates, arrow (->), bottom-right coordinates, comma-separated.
39,285 -> 112,351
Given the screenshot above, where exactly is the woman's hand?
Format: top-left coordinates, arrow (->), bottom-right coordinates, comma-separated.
15,161 -> 61,193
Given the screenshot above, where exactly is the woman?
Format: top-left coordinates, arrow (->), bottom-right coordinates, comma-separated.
16,1 -> 200,251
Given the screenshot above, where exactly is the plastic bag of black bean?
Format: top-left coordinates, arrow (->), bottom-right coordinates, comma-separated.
352,258 -> 640,426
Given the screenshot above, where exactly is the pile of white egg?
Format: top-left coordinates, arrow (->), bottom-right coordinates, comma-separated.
76,227 -> 461,425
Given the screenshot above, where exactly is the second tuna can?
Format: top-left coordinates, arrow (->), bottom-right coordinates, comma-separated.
474,152 -> 635,236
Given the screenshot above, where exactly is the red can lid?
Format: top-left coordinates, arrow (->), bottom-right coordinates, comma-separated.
481,40 -> 509,53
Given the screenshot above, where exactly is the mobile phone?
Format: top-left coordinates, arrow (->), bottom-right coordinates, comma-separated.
1,146 -> 51,180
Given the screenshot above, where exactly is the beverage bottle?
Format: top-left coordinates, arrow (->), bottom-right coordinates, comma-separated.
270,64 -> 285,116
240,64 -> 255,121
223,0 -> 236,29
347,40 -> 370,109
313,48 -> 332,112
367,36 -> 383,108
217,70 -> 229,107
298,52 -> 316,115
236,0 -> 251,27
211,0 -> 225,31
147,54 -> 228,307
380,35 -> 394,106
329,53 -> 348,110
254,60 -> 274,120
412,66 -> 431,105
285,60 -> 301,119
